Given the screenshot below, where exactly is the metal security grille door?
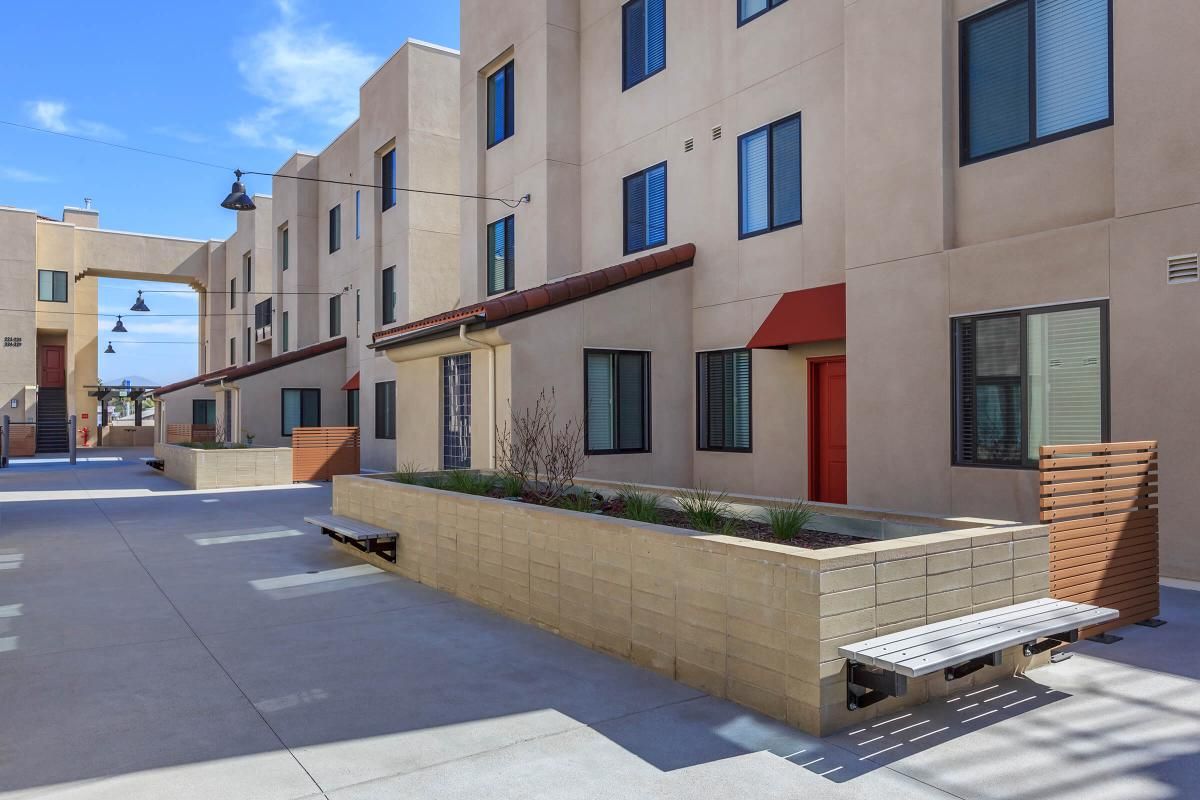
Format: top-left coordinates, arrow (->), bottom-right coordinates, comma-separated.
442,354 -> 471,469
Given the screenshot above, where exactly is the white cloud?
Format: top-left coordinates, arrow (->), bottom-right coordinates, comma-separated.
151,125 -> 209,145
26,99 -> 122,140
228,1 -> 377,152
0,166 -> 51,183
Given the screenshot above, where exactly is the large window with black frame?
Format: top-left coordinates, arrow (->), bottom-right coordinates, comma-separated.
585,349 -> 650,454
953,301 -> 1107,468
697,349 -> 752,452
442,354 -> 472,469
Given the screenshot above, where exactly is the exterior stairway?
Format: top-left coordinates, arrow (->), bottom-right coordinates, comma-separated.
35,388 -> 69,453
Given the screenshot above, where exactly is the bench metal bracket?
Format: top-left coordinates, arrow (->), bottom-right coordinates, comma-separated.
846,661 -> 908,711
320,527 -> 397,564
944,651 -> 1003,681
1022,629 -> 1078,657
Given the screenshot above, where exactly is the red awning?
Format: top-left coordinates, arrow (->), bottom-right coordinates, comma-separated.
341,371 -> 360,392
747,283 -> 846,349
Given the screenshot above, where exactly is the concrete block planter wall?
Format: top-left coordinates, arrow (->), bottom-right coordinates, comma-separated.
155,442 -> 293,490
331,474 -> 1051,736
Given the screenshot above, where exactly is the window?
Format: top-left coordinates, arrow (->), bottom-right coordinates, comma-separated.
381,149 -> 397,212
245,328 -> 251,363
347,388 -> 359,427
230,337 -> 236,366
375,380 -> 395,439
486,60 -> 514,147
243,253 -> 252,292
622,0 -> 666,90
381,266 -> 396,324
953,301 -> 1107,467
230,278 -> 236,308
37,270 -> 67,302
960,0 -> 1112,164
192,399 -> 216,426
355,191 -> 361,239
282,311 -> 289,352
280,226 -> 289,271
486,215 -> 515,295
281,388 -> 320,436
329,205 -> 342,253
623,162 -> 667,254
697,349 -> 752,452
442,354 -> 471,469
738,0 -> 788,26
585,350 -> 650,454
329,295 -> 341,337
738,112 -> 802,238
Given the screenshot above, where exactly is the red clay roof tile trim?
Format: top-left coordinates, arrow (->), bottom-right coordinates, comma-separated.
372,242 -> 696,346
202,337 -> 347,385
154,367 -> 235,396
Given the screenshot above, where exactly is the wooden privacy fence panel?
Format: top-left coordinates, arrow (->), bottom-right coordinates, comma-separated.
9,424 -> 36,457
293,427 -> 360,482
1040,441 -> 1159,636
165,424 -> 215,444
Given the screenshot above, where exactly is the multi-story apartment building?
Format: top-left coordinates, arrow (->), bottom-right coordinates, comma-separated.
368,0 -> 1199,582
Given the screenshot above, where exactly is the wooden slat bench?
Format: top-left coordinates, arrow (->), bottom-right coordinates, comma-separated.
305,514 -> 397,564
838,598 -> 1118,710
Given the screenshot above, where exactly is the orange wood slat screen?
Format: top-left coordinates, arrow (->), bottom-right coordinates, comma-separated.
1039,441 -> 1159,636
165,424 -> 215,444
292,427 -> 360,482
9,424 -> 36,457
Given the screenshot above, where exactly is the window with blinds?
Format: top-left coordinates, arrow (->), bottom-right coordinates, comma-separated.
961,0 -> 1111,163
738,112 -> 802,238
697,349 -> 752,452
381,148 -> 397,211
281,388 -> 320,436
192,399 -> 216,426
487,60 -> 514,148
381,266 -> 396,324
329,295 -> 341,338
442,354 -> 472,469
585,350 -> 650,454
738,0 -> 788,26
487,215 -> 515,295
374,380 -> 395,440
329,204 -> 341,253
623,162 -> 667,255
622,0 -> 666,91
953,302 -> 1106,467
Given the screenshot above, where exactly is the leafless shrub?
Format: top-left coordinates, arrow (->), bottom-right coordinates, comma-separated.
496,388 -> 586,505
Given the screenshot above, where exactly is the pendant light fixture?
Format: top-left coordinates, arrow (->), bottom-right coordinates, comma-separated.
220,169 -> 256,211
111,315 -> 127,333
104,341 -> 116,354
130,291 -> 150,312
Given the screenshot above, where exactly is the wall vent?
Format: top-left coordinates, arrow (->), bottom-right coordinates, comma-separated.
711,125 -> 722,140
683,137 -> 694,153
1168,254 -> 1199,284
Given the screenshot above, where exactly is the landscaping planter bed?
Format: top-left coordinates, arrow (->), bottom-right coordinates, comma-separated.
332,474 -> 1052,735
154,442 -> 292,490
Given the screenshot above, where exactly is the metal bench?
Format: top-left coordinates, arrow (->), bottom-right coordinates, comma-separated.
305,514 -> 398,564
140,457 -> 164,471
839,597 -> 1118,710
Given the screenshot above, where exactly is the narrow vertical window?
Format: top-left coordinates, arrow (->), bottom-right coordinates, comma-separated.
282,311 -> 289,352
697,349 -> 752,452
230,337 -> 236,366
622,0 -> 666,90
230,278 -> 236,309
585,350 -> 650,454
347,388 -> 359,427
245,328 -> 251,363
381,266 -> 396,324
374,380 -> 396,439
738,112 -> 802,238
623,162 -> 667,254
329,205 -> 341,253
329,295 -> 341,338
355,190 -> 361,239
442,354 -> 472,469
280,225 -> 289,271
381,149 -> 397,211
486,60 -> 515,148
486,215 -> 515,295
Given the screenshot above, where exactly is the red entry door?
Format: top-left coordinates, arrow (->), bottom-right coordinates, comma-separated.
809,356 -> 847,504
40,345 -> 65,388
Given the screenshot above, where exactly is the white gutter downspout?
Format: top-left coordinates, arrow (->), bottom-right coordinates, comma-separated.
459,324 -> 496,469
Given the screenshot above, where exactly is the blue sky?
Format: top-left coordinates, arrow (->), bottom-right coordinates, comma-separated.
1,0 -> 460,385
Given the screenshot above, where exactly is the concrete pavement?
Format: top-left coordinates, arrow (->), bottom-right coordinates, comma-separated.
1,450 -> 1197,799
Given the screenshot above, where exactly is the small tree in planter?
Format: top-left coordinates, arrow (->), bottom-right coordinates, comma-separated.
496,388 -> 586,506
244,431 -> 256,447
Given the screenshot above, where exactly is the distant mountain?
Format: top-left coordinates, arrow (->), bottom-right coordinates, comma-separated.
101,375 -> 159,388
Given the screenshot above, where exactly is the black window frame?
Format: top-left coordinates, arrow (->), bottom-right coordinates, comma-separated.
243,252 -> 252,292
245,327 -> 251,363
281,311 -> 289,353
381,266 -> 397,324
622,161 -> 669,256
959,0 -> 1114,166
584,349 -> 652,455
192,398 -> 216,426
951,300 -> 1110,470
329,204 -> 342,253
486,60 -> 515,149
486,215 -> 515,295
280,225 -> 289,271
280,387 -> 321,437
374,380 -> 396,440
229,337 -> 236,366
381,148 -> 397,212
737,0 -> 788,27
347,388 -> 360,427
329,295 -> 341,338
696,348 -> 753,453
230,277 -> 236,308
621,0 -> 667,92
737,111 -> 803,240
37,269 -> 68,303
